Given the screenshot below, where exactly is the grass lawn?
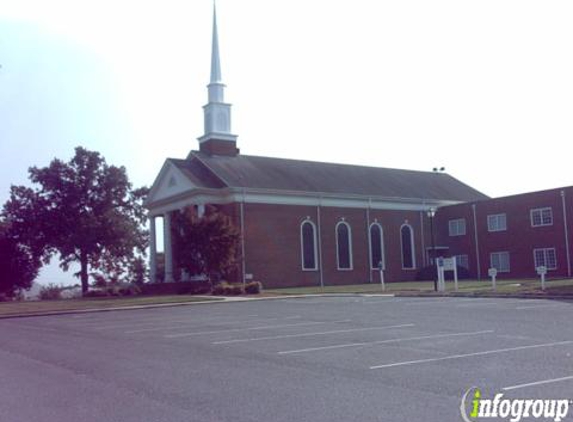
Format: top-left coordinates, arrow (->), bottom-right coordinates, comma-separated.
0,295 -> 222,318
266,278 -> 573,297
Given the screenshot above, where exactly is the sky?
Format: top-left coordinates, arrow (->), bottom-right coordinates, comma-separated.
1,0 -> 573,285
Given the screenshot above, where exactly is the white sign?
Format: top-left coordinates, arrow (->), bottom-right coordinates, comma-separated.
443,258 -> 457,271
488,267 -> 498,291
536,266 -> 547,290
435,256 -> 458,292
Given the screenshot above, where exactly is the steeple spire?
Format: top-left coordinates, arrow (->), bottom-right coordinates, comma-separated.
210,2 -> 222,84
198,1 -> 239,156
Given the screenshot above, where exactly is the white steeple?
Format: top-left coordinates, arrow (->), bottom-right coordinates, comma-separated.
198,2 -> 238,155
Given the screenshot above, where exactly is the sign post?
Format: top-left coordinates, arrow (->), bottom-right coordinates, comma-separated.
444,257 -> 458,291
436,258 -> 445,292
488,268 -> 498,291
536,266 -> 547,291
436,257 -> 457,292
378,261 -> 385,292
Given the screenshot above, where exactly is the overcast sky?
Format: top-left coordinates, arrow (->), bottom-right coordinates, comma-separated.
2,0 -> 573,284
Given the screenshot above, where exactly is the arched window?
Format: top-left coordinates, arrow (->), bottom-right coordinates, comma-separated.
300,220 -> 318,270
401,224 -> 416,269
369,223 -> 385,270
336,221 -> 353,270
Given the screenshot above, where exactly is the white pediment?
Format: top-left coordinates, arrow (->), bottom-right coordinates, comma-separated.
146,161 -> 197,205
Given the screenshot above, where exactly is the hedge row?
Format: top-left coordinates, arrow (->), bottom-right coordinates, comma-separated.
212,281 -> 262,296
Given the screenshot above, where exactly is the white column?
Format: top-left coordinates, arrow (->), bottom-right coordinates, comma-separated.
149,216 -> 157,283
164,212 -> 174,283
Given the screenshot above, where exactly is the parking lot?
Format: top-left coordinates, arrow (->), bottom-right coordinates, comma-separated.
1,296 -> 572,422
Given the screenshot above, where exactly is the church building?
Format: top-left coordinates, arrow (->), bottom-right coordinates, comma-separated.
145,6 -> 573,288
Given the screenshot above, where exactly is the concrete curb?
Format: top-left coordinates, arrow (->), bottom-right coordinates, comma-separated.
0,294 -> 375,320
393,292 -> 573,300
1,291 -> 571,320
0,298 -> 225,320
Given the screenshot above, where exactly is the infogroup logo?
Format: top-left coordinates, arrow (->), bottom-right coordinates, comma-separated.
460,387 -> 571,422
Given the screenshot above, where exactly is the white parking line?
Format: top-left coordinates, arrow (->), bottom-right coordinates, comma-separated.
370,340 -> 573,370
402,299 -> 456,306
90,314 -> 263,330
278,330 -> 494,355
503,375 -> 573,391
165,320 -> 352,338
213,323 -> 415,345
125,316 -> 301,334
515,304 -> 563,311
455,301 -> 503,308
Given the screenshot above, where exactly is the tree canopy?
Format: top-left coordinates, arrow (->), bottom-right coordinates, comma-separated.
2,147 -> 149,294
172,207 -> 240,282
0,220 -> 41,297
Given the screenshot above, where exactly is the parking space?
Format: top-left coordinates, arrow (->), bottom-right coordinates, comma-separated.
1,296 -> 572,422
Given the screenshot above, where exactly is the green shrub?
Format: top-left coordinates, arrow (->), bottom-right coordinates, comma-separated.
84,289 -> 108,298
212,282 -> 228,295
118,284 -> 142,296
39,284 -> 63,300
244,281 -> 262,294
212,282 -> 245,296
227,284 -> 244,295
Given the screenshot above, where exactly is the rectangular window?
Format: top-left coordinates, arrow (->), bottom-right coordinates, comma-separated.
448,219 -> 466,236
490,252 -> 510,273
531,207 -> 553,227
533,248 -> 557,270
453,254 -> 469,269
487,214 -> 507,232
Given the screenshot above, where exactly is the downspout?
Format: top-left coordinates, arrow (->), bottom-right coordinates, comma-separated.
317,198 -> 324,289
366,198 -> 372,283
240,188 -> 246,284
561,190 -> 571,278
472,203 -> 481,280
420,209 -> 426,267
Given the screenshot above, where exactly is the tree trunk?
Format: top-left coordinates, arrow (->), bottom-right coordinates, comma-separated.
80,250 -> 89,296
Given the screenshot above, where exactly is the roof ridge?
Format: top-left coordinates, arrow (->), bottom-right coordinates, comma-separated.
195,151 -> 444,176
187,152 -> 232,188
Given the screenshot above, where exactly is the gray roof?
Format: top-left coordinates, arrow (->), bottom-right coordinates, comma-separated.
170,152 -> 488,202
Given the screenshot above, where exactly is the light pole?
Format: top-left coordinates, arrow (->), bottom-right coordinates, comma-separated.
427,207 -> 438,292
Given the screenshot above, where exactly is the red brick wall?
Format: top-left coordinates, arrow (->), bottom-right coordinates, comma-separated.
190,186 -> 573,288
225,203 -> 430,288
368,209 -> 426,283
242,203 -> 320,288
435,187 -> 573,280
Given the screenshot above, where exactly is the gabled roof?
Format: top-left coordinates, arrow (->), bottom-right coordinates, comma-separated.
168,157 -> 226,189
167,152 -> 488,202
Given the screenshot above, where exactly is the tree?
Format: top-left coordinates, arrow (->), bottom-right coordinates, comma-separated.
2,147 -> 149,295
0,220 -> 41,297
172,207 -> 240,282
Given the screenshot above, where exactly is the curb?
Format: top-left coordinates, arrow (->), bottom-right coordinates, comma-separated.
1,291 -> 570,320
0,293 -> 397,320
0,298 -> 224,320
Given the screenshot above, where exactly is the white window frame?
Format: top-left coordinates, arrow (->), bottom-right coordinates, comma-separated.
533,248 -> 557,270
448,218 -> 467,236
300,220 -> 318,271
454,254 -> 469,270
530,207 -> 553,227
335,221 -> 353,271
400,224 -> 416,270
487,213 -> 507,232
490,251 -> 510,273
369,223 -> 386,270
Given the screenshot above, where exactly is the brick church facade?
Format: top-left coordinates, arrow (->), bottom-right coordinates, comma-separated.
145,6 -> 573,288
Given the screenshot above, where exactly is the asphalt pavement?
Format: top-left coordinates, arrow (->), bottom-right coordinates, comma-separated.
1,296 -> 572,422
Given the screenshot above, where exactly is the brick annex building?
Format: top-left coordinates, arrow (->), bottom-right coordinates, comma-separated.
145,7 -> 573,288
